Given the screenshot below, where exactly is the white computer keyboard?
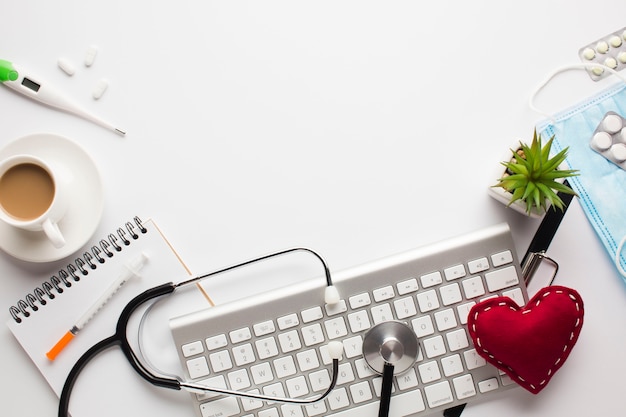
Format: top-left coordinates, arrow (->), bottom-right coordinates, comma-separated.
170,223 -> 527,417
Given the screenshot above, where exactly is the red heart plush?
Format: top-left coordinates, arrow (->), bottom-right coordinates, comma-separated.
467,285 -> 584,394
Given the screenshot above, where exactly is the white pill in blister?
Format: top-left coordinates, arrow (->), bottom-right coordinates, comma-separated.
603,114 -> 623,133
596,41 -> 609,54
610,35 -> 622,48
57,58 -> 75,76
592,66 -> 604,76
621,127 -> 626,143
92,79 -> 108,99
582,47 -> 596,60
593,132 -> 613,150
605,57 -> 618,69
85,45 -> 98,67
610,143 -> 626,162
618,51 -> 626,64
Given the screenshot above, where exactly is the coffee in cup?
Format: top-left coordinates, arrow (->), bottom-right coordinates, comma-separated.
0,155 -> 69,248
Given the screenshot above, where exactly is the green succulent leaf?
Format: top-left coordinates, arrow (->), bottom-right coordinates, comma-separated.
493,130 -> 579,215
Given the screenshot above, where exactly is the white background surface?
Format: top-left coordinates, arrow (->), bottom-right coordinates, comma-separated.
1,1 -> 626,416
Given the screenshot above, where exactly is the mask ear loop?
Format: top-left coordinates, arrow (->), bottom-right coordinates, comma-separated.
528,63 -> 626,121
616,235 -> 626,278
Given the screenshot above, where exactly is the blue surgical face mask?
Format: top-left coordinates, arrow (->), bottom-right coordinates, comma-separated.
531,64 -> 626,281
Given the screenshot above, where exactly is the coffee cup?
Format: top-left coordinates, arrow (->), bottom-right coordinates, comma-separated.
0,154 -> 70,248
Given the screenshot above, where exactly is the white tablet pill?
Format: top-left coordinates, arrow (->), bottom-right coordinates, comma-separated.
92,78 -> 108,99
618,51 -> 626,64
57,58 -> 75,76
592,132 -> 613,150
85,45 -> 98,67
605,57 -> 618,69
609,35 -> 622,48
592,66 -> 604,76
610,143 -> 626,162
621,127 -> 626,143
582,47 -> 596,60
603,114 -> 623,133
596,41 -> 609,54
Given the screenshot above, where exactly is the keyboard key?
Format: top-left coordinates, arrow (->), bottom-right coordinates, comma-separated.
241,389 -> 263,411
278,330 -> 302,353
457,301 -> 476,325
396,368 -> 419,390
349,381 -> 373,403
232,343 -> 255,366
342,335 -> 363,359
446,328 -> 469,351
491,250 -> 513,266
227,368 -> 251,390
255,337 -> 279,359
250,362 -> 273,385
453,374 -> 477,400
199,396 -> 240,417
324,317 -> 348,339
441,354 -> 464,377
478,377 -> 500,393
263,382 -> 286,400
328,387 -> 350,410
301,306 -> 323,323
301,323 -> 325,346
186,356 -> 210,379
286,375 -> 309,398
503,287 -> 525,307
424,380 -> 454,408
347,310 -> 371,333
464,349 -> 487,370
468,257 -> 490,274
273,356 -> 297,378
349,292 -> 371,309
411,315 -> 435,337
434,308 -> 457,331
182,340 -> 204,357
420,271 -> 442,288
462,276 -> 485,299
373,286 -> 395,302
330,389 -> 425,416
229,327 -> 251,344
253,320 -> 276,336
296,349 -> 320,372
277,313 -> 300,330
259,407 -> 280,417
281,404 -> 304,417
305,399 -> 327,416
209,350 -> 233,372
416,289 -> 440,313
423,335 -> 446,358
195,375 -> 226,400
370,303 -> 394,324
309,369 -> 331,392
444,264 -> 466,281
396,278 -> 418,295
325,299 -> 348,316
393,296 -> 417,319
205,334 -> 227,351
418,360 -> 442,383
485,265 -> 519,291
439,283 -> 462,306
337,362 -> 356,385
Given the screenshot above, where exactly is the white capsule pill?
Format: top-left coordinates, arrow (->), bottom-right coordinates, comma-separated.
596,41 -> 609,54
85,45 -> 98,67
610,143 -> 626,162
582,47 -> 596,60
603,114 -> 623,133
57,58 -> 75,76
609,35 -> 622,48
592,132 -> 613,150
92,78 -> 108,99
618,51 -> 626,64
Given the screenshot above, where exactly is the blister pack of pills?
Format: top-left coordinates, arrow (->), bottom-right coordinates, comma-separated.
590,112 -> 626,170
579,27 -> 626,81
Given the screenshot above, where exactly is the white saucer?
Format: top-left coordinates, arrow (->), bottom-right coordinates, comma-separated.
0,133 -> 104,263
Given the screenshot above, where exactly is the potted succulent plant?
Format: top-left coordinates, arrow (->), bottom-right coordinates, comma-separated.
488,130 -> 578,218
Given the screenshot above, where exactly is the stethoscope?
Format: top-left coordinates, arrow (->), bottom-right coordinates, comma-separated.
58,247 -> 420,417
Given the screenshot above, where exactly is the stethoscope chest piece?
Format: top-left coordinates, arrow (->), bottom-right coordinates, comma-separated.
363,321 -> 419,375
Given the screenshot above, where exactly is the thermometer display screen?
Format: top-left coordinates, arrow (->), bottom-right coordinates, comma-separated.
21,77 -> 41,92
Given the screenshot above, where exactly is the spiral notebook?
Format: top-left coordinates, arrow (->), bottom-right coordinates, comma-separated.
6,217 -> 214,417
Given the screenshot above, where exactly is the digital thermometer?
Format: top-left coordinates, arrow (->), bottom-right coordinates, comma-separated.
0,59 -> 125,136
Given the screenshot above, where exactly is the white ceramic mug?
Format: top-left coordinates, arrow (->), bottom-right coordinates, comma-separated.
0,154 -> 70,248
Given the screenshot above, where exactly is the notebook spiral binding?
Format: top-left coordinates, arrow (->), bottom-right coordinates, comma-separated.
8,216 -> 148,324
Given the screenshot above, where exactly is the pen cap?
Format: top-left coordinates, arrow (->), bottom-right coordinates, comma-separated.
0,60 -> 19,82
